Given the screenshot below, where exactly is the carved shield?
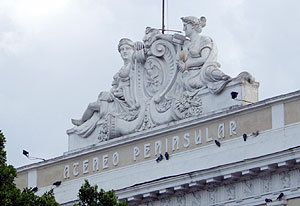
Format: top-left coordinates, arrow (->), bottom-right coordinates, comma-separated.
136,39 -> 178,103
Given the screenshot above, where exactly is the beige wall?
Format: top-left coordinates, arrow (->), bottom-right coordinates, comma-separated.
15,105 -> 273,189
251,197 -> 300,206
254,198 -> 300,206
285,99 -> 300,125
37,163 -> 66,188
15,171 -> 28,189
14,97 -> 300,204
288,197 -> 300,206
244,198 -> 300,206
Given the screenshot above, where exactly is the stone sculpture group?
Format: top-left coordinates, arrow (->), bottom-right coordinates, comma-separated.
68,16 -> 254,142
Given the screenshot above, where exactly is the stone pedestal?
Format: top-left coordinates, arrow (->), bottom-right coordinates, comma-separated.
67,79 -> 259,152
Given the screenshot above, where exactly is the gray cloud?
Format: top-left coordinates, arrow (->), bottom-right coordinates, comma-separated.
0,0 -> 299,167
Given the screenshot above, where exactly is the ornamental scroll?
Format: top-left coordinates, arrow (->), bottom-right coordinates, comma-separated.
68,16 -> 255,142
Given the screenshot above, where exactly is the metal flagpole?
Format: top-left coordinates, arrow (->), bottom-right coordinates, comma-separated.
162,0 -> 165,34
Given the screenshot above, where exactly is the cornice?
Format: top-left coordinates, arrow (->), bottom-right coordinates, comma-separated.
116,146 -> 300,205
17,89 -> 300,173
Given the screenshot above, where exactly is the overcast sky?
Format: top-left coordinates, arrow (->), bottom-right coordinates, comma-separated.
1,0 -> 300,168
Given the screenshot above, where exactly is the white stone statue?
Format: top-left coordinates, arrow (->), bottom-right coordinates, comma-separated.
179,16 -> 231,94
155,16 -> 231,95
70,38 -> 139,140
67,16 -> 258,148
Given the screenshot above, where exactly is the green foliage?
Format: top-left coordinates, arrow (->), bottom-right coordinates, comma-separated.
17,188 -> 59,206
0,130 -> 60,206
0,130 -> 20,206
0,130 -> 125,206
75,180 -> 127,206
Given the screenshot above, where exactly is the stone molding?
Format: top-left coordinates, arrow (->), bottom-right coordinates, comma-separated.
116,147 -> 300,205
17,89 -> 300,174
267,200 -> 287,206
68,21 -> 247,146
15,90 -> 300,205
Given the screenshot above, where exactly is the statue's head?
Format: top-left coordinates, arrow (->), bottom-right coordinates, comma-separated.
181,16 -> 206,34
118,38 -> 134,53
118,38 -> 134,61
143,27 -> 160,48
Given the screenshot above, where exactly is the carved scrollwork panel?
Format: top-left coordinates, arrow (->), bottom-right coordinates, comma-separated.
261,175 -> 272,193
148,40 -> 177,105
175,194 -> 187,206
243,179 -> 254,197
155,98 -> 172,113
97,120 -> 109,142
279,171 -> 291,189
174,92 -> 203,119
144,57 -> 164,98
191,191 -> 201,205
208,187 -> 217,204
225,184 -> 236,200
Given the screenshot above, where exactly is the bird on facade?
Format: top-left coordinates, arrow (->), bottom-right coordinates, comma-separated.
156,154 -> 164,163
53,181 -> 62,186
164,152 -> 169,160
31,187 -> 38,192
215,140 -> 221,147
252,130 -> 259,136
276,192 -> 284,201
231,91 -> 238,99
243,133 -> 247,141
265,198 -> 272,202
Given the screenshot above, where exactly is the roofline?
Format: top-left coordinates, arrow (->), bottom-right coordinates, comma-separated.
17,89 -> 300,172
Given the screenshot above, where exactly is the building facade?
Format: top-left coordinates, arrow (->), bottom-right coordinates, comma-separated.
16,89 -> 300,206
15,16 -> 300,206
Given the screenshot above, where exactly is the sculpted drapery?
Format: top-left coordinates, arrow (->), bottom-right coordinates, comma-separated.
70,38 -> 140,140
69,16 -> 253,141
177,16 -> 231,95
